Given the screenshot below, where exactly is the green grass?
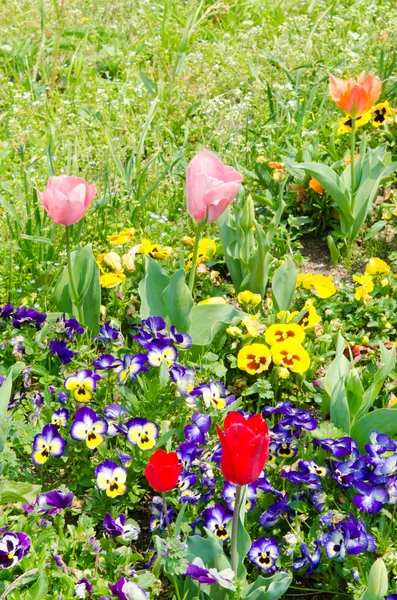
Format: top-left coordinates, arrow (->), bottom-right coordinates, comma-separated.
0,0 -> 396,302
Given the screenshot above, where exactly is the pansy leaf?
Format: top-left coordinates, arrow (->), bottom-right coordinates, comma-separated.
26,568 -> 49,599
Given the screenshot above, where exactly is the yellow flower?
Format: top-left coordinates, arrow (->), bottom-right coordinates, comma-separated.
343,153 -> 360,165
271,340 -> 311,373
198,297 -> 227,305
337,111 -> 371,135
371,101 -> 394,127
103,252 -> 123,273
198,238 -> 216,259
122,252 -> 137,272
107,228 -> 135,246
226,326 -> 243,337
100,273 -> 126,288
299,274 -> 337,298
237,343 -> 271,375
182,236 -> 195,246
238,290 -> 262,307
265,323 -> 305,346
288,304 -> 321,329
242,316 -> 265,337
353,274 -> 374,302
277,367 -> 290,379
365,257 -> 390,276
388,393 -> 397,408
139,239 -> 172,260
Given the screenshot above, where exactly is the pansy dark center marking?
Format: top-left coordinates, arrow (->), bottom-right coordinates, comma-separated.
214,524 -> 227,538
259,552 -> 271,565
88,431 -> 97,441
333,544 -> 341,552
274,329 -> 295,342
280,351 -> 300,366
374,107 -> 387,123
77,385 -> 87,396
278,443 -> 293,456
246,353 -> 268,371
41,448 -> 49,458
109,480 -> 120,492
299,311 -> 310,327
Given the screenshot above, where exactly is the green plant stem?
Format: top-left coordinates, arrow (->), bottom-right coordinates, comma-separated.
231,484 -> 243,576
350,117 -> 356,214
188,222 -> 204,293
162,492 -> 172,536
65,225 -> 84,325
173,576 -> 182,600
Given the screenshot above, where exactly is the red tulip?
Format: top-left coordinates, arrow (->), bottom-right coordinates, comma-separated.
144,449 -> 182,492
216,411 -> 270,486
186,151 -> 243,224
329,72 -> 381,118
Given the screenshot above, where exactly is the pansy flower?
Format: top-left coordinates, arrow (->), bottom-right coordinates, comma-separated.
259,495 -> 290,527
95,460 -> 127,498
184,412 -> 211,444
12,306 -> 46,329
64,370 -> 100,403
93,354 -> 118,379
117,451 -> 133,467
56,314 -> 84,342
248,538 -> 280,573
352,481 -> 389,514
170,364 -> 196,397
147,339 -> 178,367
321,529 -> 346,560
103,513 -> 140,541
74,578 -> 92,598
186,557 -> 235,591
104,404 -> 127,436
190,380 -> 234,410
70,407 -> 108,450
0,532 -> 31,569
49,339 -> 76,364
203,504 -> 232,541
32,424 -> 66,465
35,489 -> 74,514
150,496 -> 174,532
222,481 -> 257,512
237,343 -> 271,374
371,101 -> 393,127
113,354 -> 148,385
169,326 -> 192,349
293,542 -> 321,576
271,339 -> 310,373
51,408 -> 69,429
93,322 -> 124,346
340,514 -> 376,554
126,418 -> 158,451
265,323 -> 305,346
109,577 -> 148,600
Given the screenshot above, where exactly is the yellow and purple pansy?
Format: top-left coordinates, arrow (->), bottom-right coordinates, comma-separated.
147,340 -> 178,367
31,424 -> 66,466
69,406 -> 108,450
113,354 -> 148,385
64,369 -> 100,403
51,408 -> 69,429
126,418 -> 159,451
95,460 -> 127,498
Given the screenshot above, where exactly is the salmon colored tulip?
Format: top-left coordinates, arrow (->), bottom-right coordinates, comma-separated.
329,72 -> 381,118
38,175 -> 96,226
216,411 -> 270,486
186,151 -> 243,224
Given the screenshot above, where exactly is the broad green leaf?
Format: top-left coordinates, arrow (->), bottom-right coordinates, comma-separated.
324,333 -> 351,397
357,345 -> 395,420
330,377 -> 350,435
188,305 -> 246,347
271,255 -> 297,312
345,368 -> 364,419
364,221 -> 387,241
186,534 -> 230,572
139,256 -> 169,320
27,568 -> 48,599
0,368 -> 13,454
19,234 -> 53,245
0,481 -> 41,504
359,558 -> 388,600
241,573 -> 292,600
352,408 -> 397,452
327,235 -> 340,267
162,268 -> 193,332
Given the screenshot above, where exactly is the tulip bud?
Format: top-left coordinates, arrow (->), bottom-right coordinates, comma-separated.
364,558 -> 388,600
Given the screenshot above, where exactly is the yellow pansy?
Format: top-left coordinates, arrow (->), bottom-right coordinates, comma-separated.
139,239 -> 172,260
337,111 -> 371,135
242,316 -> 265,337
289,304 -> 321,329
198,297 -> 227,305
265,323 -> 305,346
299,273 -> 337,298
182,236 -> 195,246
122,252 -> 137,272
365,257 -> 390,276
237,343 -> 271,375
226,326 -> 243,337
100,273 -> 126,288
371,101 -> 394,128
271,340 -> 311,373
198,238 -> 216,259
107,228 -> 135,246
353,274 -> 374,302
238,290 -> 262,307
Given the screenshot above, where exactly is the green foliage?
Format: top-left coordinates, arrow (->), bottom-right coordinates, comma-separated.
271,255 -> 297,312
154,535 -> 189,577
359,558 -> 388,600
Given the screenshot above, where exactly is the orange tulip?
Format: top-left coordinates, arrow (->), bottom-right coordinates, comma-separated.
309,177 -> 324,195
329,72 -> 381,118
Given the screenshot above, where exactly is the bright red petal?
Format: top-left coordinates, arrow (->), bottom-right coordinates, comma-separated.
224,411 -> 247,430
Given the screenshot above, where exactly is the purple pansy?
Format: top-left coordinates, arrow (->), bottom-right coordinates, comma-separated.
259,494 -> 290,527
150,496 -> 174,533
0,532 -> 31,568
248,538 -> 280,573
93,322 -> 123,346
104,404 -> 127,436
51,408 -> 69,429
74,578 -> 92,597
35,489 -> 74,514
203,504 -> 232,541
222,481 -> 257,512
49,339 -> 76,364
292,542 -> 321,576
185,558 -> 235,590
109,577 -> 148,600
70,407 -> 108,450
13,306 -> 46,329
184,412 -> 211,444
102,513 -> 140,541
113,354 -> 148,385
169,325 -> 192,349
352,481 -> 389,514
32,424 -> 66,465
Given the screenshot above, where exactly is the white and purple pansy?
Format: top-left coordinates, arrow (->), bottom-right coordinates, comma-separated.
51,408 -> 69,429
292,542 -> 321,576
203,504 -> 232,541
70,407 -> 108,450
321,529 -> 346,560
0,532 -> 31,569
169,364 -> 196,398
93,322 -> 124,346
117,450 -> 133,467
169,325 -> 192,349
35,489 -> 74,514
113,354 -> 148,385
259,494 -> 290,527
190,380 -> 234,410
95,460 -> 127,498
93,354 -> 118,379
108,577 -> 148,600
184,412 -> 211,444
126,418 -> 158,451
352,481 -> 389,514
74,577 -> 92,598
222,482 -> 257,512
185,557 -> 235,591
248,538 -> 280,572
146,339 -> 178,367
104,404 -> 127,436
32,424 -> 66,465
102,513 -> 140,541
64,369 -> 100,403
150,496 -> 174,533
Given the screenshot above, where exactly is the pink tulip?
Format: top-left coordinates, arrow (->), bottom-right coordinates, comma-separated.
186,151 -> 243,224
38,176 -> 97,226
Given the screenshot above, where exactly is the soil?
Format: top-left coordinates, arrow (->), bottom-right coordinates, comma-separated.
299,236 -> 349,284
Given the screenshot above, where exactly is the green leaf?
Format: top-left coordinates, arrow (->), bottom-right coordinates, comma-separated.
162,268 -> 193,332
235,486 -> 251,581
0,194 -> 21,226
324,333 -> 351,397
327,235 -> 340,267
139,256 -> 169,320
271,255 -> 297,312
345,368 -> 364,419
0,481 -> 42,504
19,234 -> 53,245
186,534 -> 230,572
364,221 -> 387,241
0,368 -> 13,454
359,558 -> 388,600
357,344 -> 395,420
330,377 -> 350,434
351,408 -> 397,452
188,305 -> 246,347
27,568 -> 48,599
241,573 -> 292,600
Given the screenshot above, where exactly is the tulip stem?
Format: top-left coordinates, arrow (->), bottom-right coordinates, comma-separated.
65,225 -> 84,325
231,485 -> 243,577
162,492 -> 172,536
188,223 -> 204,293
350,117 -> 356,213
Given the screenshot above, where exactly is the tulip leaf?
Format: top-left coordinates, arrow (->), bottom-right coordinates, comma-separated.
0,481 -> 41,505
271,255 -> 297,312
186,533 -> 231,572
236,486 -> 252,581
162,268 -> 193,332
0,366 -> 14,455
330,377 -> 351,435
241,573 -> 292,600
351,408 -> 397,452
188,304 -> 247,348
139,256 -> 169,320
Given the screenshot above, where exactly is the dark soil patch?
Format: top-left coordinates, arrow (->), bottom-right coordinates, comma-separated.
299,236 -> 349,284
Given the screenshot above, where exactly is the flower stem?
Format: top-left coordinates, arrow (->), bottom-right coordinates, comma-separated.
188,223 -> 204,293
162,492 -> 172,536
350,117 -> 356,214
65,225 -> 84,325
231,485 -> 243,577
